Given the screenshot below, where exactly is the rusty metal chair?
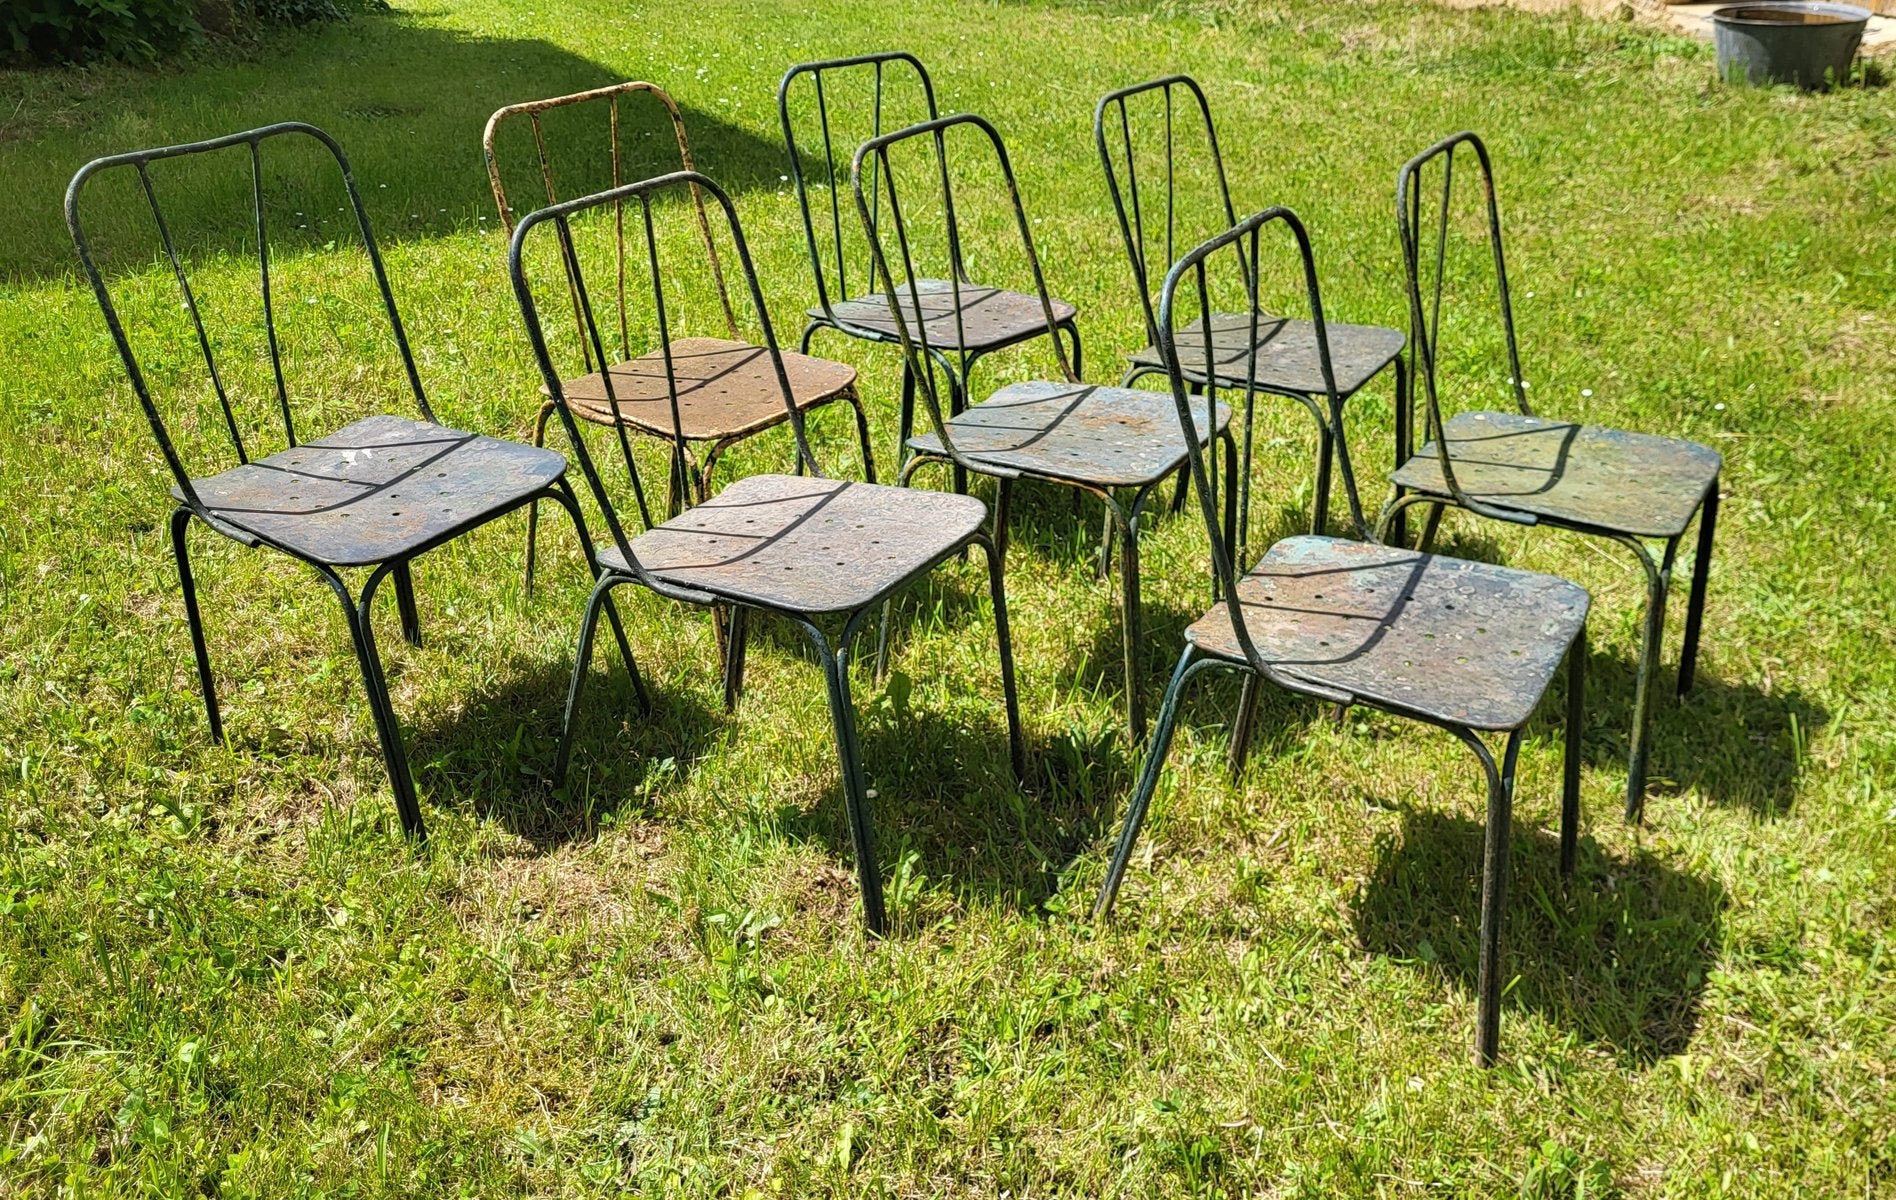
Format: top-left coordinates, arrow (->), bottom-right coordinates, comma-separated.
511,170 -> 1025,934
854,112 -> 1236,741
779,53 -> 1083,494
485,81 -> 876,591
1092,206 -> 1590,1067
1381,133 -> 1721,821
1097,75 -> 1405,554
66,122 -> 635,839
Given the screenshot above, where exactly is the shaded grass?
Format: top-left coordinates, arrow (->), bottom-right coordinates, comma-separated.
2,0 -> 1895,1195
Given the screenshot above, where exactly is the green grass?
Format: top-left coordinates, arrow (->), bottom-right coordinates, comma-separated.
3,0 -> 1895,1194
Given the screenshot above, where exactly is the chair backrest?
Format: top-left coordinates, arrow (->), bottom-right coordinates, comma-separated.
484,81 -> 739,373
1095,75 -> 1245,350
1157,207 -> 1367,677
778,52 -> 947,328
65,122 -> 426,513
1396,131 -> 1531,515
509,170 -> 821,593
851,112 -> 1074,476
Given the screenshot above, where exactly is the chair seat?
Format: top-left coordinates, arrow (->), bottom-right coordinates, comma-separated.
560,337 -> 856,440
174,414 -> 565,567
816,279 -> 1078,353
1187,535 -> 1589,731
603,474 -> 987,614
1128,312 -> 1404,397
907,381 -> 1230,489
1390,411 -> 1721,540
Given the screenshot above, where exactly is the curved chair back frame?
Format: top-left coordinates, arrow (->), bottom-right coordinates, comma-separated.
1395,130 -> 1533,526
850,111 -> 1075,477
485,81 -> 739,375
66,121 -> 428,517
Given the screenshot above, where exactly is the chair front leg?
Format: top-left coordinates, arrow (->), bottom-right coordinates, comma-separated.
1617,534 -> 1670,823
1094,645 -> 1214,919
805,617 -> 887,936
1452,723 -> 1522,1068
971,531 -> 1026,783
543,477 -> 648,714
722,605 -> 750,714
553,571 -> 626,788
1562,623 -> 1587,881
1227,672 -> 1261,782
320,563 -> 423,839
1676,479 -> 1718,697
170,506 -> 223,744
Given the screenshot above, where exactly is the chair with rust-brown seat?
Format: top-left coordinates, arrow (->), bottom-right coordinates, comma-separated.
484,81 -> 876,590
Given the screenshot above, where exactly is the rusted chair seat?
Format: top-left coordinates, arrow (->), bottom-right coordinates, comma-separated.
855,114 -> 1236,741
514,171 -> 1025,936
1383,133 -> 1721,820
1091,206 -> 1590,1069
1097,77 -> 1405,546
562,337 -> 858,444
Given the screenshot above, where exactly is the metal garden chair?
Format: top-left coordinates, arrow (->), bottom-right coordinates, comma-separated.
1096,75 -> 1406,554
510,170 -> 1025,935
854,112 -> 1237,742
1092,206 -> 1591,1067
485,81 -> 876,591
779,52 -> 1084,494
66,122 -> 634,839
1381,133 -> 1721,821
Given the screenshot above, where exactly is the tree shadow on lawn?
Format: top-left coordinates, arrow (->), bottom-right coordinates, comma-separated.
1354,805 -> 1726,1064
12,13 -> 786,281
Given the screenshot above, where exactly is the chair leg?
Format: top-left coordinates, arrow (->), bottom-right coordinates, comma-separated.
1094,645 -> 1207,919
1417,502 -> 1445,554
1623,538 -> 1669,824
544,478 -> 648,714
948,370 -> 970,498
896,361 -> 916,487
553,572 -> 620,788
811,624 -> 887,935
1220,427 -> 1239,583
1388,357 -> 1411,547
722,605 -> 750,714
524,400 -> 555,596
1455,724 -> 1521,1068
1062,319 -> 1084,381
1562,623 -> 1586,881
993,477 -> 1013,570
974,532 -> 1026,783
1676,481 -> 1718,697
329,565 -> 424,839
1109,491 -> 1147,742
1311,421 -> 1333,538
844,384 -> 878,484
1227,671 -> 1260,782
394,562 -> 421,648
169,507 -> 223,744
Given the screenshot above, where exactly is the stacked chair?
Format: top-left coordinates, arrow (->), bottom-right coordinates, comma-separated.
68,60 -> 1723,1064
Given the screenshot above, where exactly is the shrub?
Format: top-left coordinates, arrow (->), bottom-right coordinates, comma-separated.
5,0 -> 388,66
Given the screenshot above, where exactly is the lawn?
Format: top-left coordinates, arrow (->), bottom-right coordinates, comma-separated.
2,0 -> 1894,1195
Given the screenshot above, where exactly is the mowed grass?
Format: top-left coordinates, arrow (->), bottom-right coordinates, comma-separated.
3,0 -> 1895,1194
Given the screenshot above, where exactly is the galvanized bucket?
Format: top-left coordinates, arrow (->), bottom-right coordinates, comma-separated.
1712,2 -> 1870,89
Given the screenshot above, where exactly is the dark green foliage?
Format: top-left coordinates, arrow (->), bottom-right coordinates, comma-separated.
4,0 -> 388,66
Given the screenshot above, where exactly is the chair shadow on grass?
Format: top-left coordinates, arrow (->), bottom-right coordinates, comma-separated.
401,652 -> 725,850
19,12 -> 786,281
1353,805 -> 1726,1064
